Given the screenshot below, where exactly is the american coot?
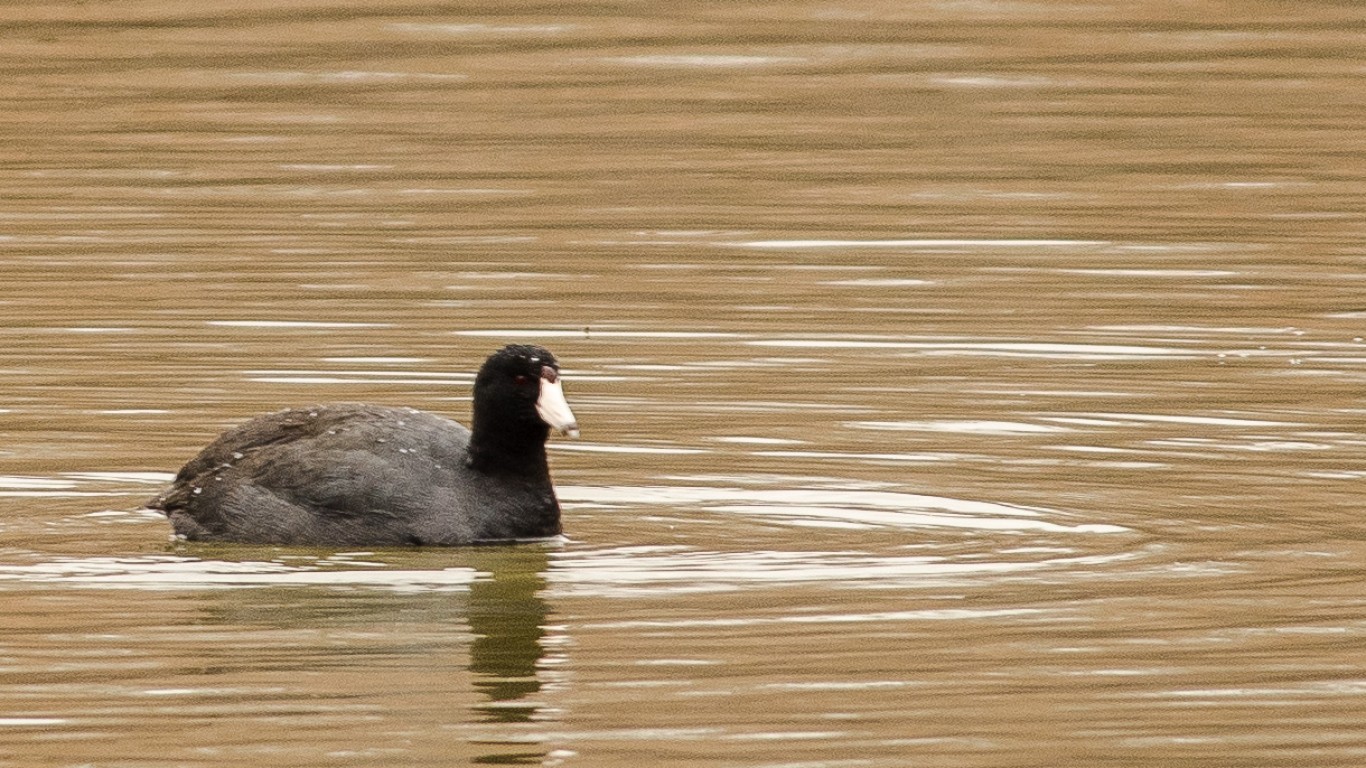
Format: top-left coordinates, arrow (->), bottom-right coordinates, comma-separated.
148,344 -> 579,546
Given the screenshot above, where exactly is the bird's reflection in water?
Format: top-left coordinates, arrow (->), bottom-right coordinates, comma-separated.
465,546 -> 552,723
182,543 -> 559,765
464,546 -> 557,765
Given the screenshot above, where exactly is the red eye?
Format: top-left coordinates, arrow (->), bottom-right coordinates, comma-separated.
513,374 -> 533,387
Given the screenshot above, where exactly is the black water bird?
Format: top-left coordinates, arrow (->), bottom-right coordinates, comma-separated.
148,344 -> 578,546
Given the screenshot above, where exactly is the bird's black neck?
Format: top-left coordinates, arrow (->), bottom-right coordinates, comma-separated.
466,416 -> 551,476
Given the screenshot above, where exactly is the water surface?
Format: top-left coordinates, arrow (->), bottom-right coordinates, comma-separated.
1,1 -> 1364,766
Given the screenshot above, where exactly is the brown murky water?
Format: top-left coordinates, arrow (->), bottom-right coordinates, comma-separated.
2,1 -> 1364,765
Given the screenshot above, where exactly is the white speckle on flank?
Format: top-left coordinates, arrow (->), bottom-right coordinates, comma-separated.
231,452 -> 243,460
192,487 -> 202,495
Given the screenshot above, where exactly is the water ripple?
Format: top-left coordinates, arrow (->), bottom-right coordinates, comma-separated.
550,546 -> 1138,597
559,485 -> 1127,534
0,556 -> 479,592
